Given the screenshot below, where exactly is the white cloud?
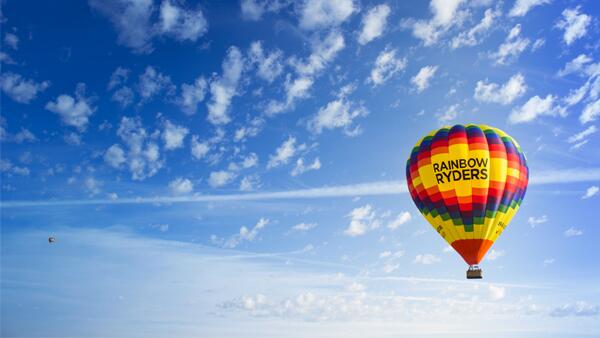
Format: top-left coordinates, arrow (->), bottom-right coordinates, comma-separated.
108,67 -> 130,90
207,46 -> 244,125
556,6 -> 591,46
13,128 -> 37,143
527,215 -> 548,228
291,157 -> 321,176
112,87 -> 135,108
190,135 -> 210,160
387,211 -> 411,230
508,0 -> 550,17
292,222 -> 317,231
298,0 -> 355,30
580,99 -> 600,124
209,170 -> 236,188
474,73 -> 526,105
162,120 -> 189,150
531,38 -> 545,51
543,258 -> 555,266
406,0 -> 466,46
0,159 -> 30,176
45,83 -> 95,131
308,87 -> 368,135
564,227 -> 583,237
344,204 -> 380,237
550,301 -> 599,317
508,94 -> 561,124
4,32 -> 18,50
413,253 -> 440,264
267,136 -> 302,169
224,218 -> 269,248
113,116 -> 163,180
84,177 -> 101,196
89,0 -> 156,53
411,65 -> 438,92
178,76 -> 207,115
0,72 -> 50,104
249,41 -> 283,83
369,47 -> 407,86
240,0 -> 287,20
488,285 -> 505,300
239,174 -> 261,191
487,249 -> 505,261
169,177 -> 194,195
582,186 -> 599,199
358,4 -> 391,45
158,0 -> 208,42
138,66 -> 174,102
89,0 -> 208,53
437,104 -> 460,122
104,144 -> 127,168
241,153 -> 259,169
149,223 -> 169,232
451,8 -> 498,49
491,24 -> 530,65
267,31 -> 344,115
558,54 -> 593,77
567,125 -> 597,147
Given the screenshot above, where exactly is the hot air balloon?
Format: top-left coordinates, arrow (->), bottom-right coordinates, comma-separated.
406,124 -> 528,279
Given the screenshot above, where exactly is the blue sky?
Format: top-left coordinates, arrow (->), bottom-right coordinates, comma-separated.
1,0 -> 600,336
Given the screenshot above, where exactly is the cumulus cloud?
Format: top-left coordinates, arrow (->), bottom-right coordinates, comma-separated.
0,72 -> 50,104
508,94 -> 563,124
177,76 -> 207,115
239,174 -> 261,191
369,47 -> 407,86
169,177 -> 194,195
556,7 -> 591,46
89,0 -> 208,53
207,46 -> 245,125
488,285 -> 505,300
45,83 -> 95,131
490,24 -> 530,65
558,54 -> 593,77
208,170 -> 236,188
4,32 -> 18,50
292,222 -> 317,232
190,135 -> 210,160
550,301 -> 599,317
266,31 -> 344,115
486,249 -> 505,261
582,186 -> 599,199
387,211 -> 411,230
249,41 -> 284,83
358,4 -> 390,45
308,86 -> 368,136
413,253 -> 440,265
527,215 -> 548,228
138,66 -> 175,102
267,136 -> 304,169
411,65 -> 438,92
291,157 -> 321,176
344,204 -> 380,237
451,8 -> 498,49
580,99 -> 600,124
224,218 -> 269,248
564,227 -> 583,237
508,0 -> 550,17
437,103 -> 460,122
162,120 -> 189,150
474,73 -> 526,105
104,144 -> 127,168
158,0 -> 208,42
107,116 -> 163,180
298,0 -> 355,30
404,0 -> 466,46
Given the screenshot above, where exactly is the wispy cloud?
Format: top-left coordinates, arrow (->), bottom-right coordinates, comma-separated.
4,167 -> 600,208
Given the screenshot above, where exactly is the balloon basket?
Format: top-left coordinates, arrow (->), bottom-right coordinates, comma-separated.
466,265 -> 482,279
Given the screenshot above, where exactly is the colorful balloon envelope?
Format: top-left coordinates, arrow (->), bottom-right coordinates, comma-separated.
406,124 -> 528,277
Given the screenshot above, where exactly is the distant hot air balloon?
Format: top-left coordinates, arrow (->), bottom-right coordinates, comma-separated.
406,124 -> 528,279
